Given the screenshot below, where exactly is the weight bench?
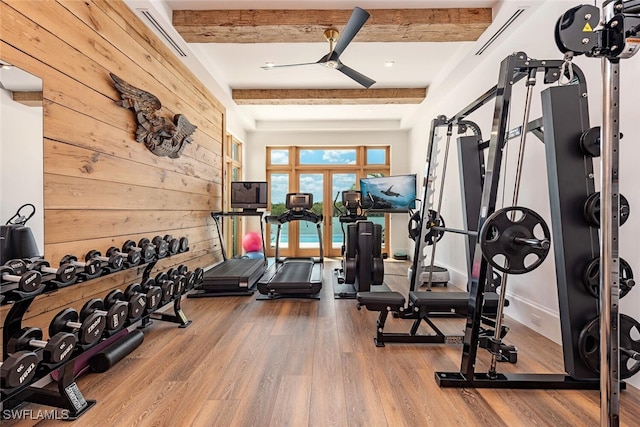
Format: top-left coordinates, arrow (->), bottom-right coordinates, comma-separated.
356,290 -> 517,362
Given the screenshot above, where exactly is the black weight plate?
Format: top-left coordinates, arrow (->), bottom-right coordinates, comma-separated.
177,265 -> 188,275
1,351 -> 39,388
6,327 -> 42,354
161,281 -> 175,302
578,314 -> 640,379
184,271 -> 196,290
146,287 -> 162,311
122,240 -> 136,252
58,264 -> 76,283
156,240 -> 169,258
79,311 -> 106,345
128,249 -> 142,266
583,192 -> 630,228
45,332 -> 76,363
194,267 -> 204,286
80,298 -> 104,321
175,276 -> 186,295
582,257 -> 635,299
129,294 -> 147,319
19,270 -> 42,292
168,238 -> 180,254
49,308 -> 79,337
142,244 -> 155,261
580,126 -> 601,157
480,207 -> 551,275
179,237 -> 189,252
106,301 -> 128,331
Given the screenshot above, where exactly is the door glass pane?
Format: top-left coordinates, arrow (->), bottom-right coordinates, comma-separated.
270,149 -> 289,165
269,173 -> 289,249
231,166 -> 239,182
232,142 -> 240,161
299,173 -> 323,249
299,149 -> 356,165
366,148 -> 386,164
331,173 -> 357,250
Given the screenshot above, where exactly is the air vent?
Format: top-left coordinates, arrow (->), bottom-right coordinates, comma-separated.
475,8 -> 526,56
138,8 -> 188,57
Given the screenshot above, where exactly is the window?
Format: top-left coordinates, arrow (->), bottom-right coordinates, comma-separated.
265,146 -> 391,257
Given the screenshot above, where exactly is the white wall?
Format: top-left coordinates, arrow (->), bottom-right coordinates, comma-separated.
407,0 -> 640,389
0,88 -> 44,255
245,129 -> 411,255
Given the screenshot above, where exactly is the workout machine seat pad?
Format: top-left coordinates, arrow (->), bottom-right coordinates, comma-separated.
356,291 -> 406,311
409,291 -> 500,314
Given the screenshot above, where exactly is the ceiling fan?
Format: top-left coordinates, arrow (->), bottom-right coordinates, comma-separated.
261,7 -> 376,88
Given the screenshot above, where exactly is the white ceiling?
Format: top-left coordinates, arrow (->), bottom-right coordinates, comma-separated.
127,0 -> 504,132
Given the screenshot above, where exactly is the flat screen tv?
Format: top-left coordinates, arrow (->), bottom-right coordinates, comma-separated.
359,174 -> 417,213
230,181 -> 268,210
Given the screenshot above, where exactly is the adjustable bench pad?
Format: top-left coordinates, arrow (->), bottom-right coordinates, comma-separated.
409,291 -> 500,314
356,291 -> 405,311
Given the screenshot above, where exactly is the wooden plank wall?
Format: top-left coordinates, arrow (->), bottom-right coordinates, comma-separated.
0,0 -> 224,340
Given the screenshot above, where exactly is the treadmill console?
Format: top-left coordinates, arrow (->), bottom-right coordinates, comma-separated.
286,193 -> 313,210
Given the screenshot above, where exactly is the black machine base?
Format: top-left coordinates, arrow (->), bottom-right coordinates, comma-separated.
434,371 -> 619,390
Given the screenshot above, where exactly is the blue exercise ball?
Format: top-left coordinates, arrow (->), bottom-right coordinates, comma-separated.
245,251 -> 264,259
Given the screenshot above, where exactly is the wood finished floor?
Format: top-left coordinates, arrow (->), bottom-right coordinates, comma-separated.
4,259 -> 640,426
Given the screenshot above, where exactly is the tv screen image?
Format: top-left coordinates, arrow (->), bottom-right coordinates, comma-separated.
359,174 -> 417,212
230,181 -> 268,210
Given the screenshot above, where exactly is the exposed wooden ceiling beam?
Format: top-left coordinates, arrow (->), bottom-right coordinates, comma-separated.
232,88 -> 427,105
173,8 -> 492,43
11,91 -> 43,107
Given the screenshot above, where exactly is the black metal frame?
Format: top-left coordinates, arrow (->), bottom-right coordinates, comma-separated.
433,52 -> 604,389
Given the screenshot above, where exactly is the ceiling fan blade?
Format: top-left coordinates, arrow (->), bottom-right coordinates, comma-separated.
337,63 -> 376,88
333,7 -> 370,57
261,62 -> 321,70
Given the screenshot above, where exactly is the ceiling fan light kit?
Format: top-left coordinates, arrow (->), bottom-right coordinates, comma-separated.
261,7 -> 376,89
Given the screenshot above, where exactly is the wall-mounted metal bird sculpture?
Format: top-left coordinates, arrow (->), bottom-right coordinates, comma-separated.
110,73 -> 197,159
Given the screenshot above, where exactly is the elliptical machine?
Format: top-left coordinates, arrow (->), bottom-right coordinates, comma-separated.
333,190 -> 384,298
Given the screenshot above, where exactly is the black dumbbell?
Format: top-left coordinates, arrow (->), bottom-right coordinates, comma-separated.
105,288 -> 146,321
0,351 -> 39,388
155,272 -> 176,303
1,260 -> 42,292
179,237 -> 189,253
140,278 -> 163,311
106,245 -> 141,267
165,268 -> 186,295
60,254 -> 102,279
86,249 -> 124,271
193,267 -> 204,288
7,327 -> 76,365
124,283 -> 150,316
80,298 -> 128,332
151,236 -> 169,258
28,259 -> 76,286
163,235 -> 180,255
122,239 -> 155,263
49,308 -> 106,346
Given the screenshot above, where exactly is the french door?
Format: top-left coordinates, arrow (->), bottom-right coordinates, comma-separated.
266,170 -> 387,258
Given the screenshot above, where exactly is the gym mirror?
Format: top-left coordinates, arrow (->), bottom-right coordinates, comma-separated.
0,61 -> 44,254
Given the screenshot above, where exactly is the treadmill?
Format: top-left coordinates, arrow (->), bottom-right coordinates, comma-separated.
189,182 -> 269,297
257,193 -> 323,299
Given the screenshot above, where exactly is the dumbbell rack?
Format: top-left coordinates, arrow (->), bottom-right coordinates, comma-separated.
1,248 -> 193,419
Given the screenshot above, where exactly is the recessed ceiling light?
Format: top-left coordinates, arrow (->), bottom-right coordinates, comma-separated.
0,63 -> 12,70
264,61 -> 275,68
384,61 -> 395,67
